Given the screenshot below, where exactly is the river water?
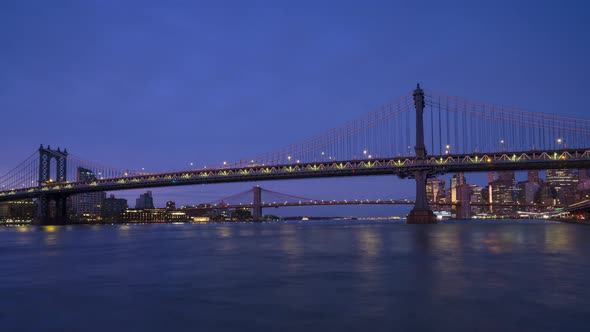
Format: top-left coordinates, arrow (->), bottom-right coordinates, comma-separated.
0,220 -> 588,331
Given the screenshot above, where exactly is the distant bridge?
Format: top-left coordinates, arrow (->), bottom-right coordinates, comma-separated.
185,187 -> 564,220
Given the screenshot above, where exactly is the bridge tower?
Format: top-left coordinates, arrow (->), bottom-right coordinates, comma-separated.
252,186 -> 262,221
38,144 -> 68,184
36,145 -> 70,225
407,85 -> 437,224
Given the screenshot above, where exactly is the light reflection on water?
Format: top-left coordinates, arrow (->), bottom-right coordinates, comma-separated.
0,220 -> 588,332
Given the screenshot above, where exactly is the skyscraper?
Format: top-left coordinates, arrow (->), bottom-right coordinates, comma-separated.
527,170 -> 540,184
469,185 -> 485,215
450,172 -> 466,203
426,178 -> 446,206
486,171 -> 517,216
69,167 -> 105,221
487,172 -> 495,185
497,171 -> 515,186
135,191 -> 155,209
546,169 -> 578,205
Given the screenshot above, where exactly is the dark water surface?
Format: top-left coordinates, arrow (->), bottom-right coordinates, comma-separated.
1,220 -> 589,331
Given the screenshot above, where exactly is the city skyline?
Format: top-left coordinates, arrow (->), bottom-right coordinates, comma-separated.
92,168 -> 587,219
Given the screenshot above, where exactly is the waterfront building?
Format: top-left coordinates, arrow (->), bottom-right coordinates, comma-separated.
120,209 -> 190,223
0,202 -> 7,218
166,201 -> 176,209
0,199 -> 37,221
101,194 -> 128,222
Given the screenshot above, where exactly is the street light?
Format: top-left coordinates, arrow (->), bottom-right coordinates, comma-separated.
557,138 -> 566,150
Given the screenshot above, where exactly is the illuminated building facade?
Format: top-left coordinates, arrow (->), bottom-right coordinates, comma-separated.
120,209 -> 190,223
546,169 -> 579,205
485,171 -> 517,216
426,178 -> 446,206
450,172 -> 466,203
469,185 -> 485,215
0,199 -> 37,221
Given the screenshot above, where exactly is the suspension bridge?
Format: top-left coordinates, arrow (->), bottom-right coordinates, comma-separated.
191,186 -> 563,220
190,186 -> 415,220
1,85 -> 589,224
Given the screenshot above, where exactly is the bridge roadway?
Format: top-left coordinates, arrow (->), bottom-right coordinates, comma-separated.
1,148 -> 589,202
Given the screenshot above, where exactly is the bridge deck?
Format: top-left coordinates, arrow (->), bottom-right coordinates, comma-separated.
1,149 -> 589,202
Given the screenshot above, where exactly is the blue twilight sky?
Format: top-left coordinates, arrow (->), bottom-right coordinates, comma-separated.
1,0 -> 589,216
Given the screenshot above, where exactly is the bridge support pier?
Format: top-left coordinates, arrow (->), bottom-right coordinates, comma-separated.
35,194 -> 69,225
252,186 -> 262,221
407,170 -> 436,224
